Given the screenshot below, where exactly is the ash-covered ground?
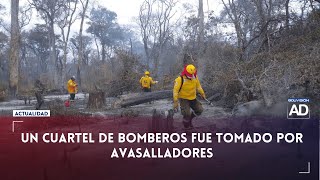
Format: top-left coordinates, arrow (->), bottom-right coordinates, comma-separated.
0,93 -> 233,132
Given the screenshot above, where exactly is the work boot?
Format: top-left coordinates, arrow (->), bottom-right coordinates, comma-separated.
69,100 -> 76,109
190,112 -> 196,128
189,120 -> 194,128
182,119 -> 192,128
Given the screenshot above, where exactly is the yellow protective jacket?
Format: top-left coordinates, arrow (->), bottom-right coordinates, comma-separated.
67,79 -> 77,93
140,75 -> 156,89
173,75 -> 205,101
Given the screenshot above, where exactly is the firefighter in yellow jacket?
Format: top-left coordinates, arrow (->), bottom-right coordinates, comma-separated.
67,76 -> 78,101
140,71 -> 158,92
173,64 -> 206,128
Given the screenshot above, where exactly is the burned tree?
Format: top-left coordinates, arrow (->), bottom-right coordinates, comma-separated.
57,0 -> 78,91
29,0 -> 67,87
9,0 -> 20,97
87,92 -> 106,109
77,0 -> 90,90
198,0 -> 204,53
138,0 -> 177,76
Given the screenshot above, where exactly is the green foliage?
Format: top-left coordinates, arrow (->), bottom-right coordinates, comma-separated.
25,24 -> 50,72
113,50 -> 142,93
87,6 -> 124,47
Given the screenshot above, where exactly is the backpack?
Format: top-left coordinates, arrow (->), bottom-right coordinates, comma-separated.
141,77 -> 150,88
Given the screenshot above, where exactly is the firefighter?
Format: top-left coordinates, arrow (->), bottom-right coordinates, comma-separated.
140,71 -> 158,92
173,64 -> 206,128
67,76 -> 78,101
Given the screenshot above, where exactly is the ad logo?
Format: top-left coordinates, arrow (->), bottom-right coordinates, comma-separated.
13,110 -> 50,117
287,98 -> 310,119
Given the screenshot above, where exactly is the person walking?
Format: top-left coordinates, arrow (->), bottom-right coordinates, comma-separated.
34,79 -> 45,110
173,64 -> 206,128
140,71 -> 158,92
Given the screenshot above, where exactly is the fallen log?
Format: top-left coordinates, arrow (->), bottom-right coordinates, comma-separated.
208,93 -> 222,101
114,90 -> 172,108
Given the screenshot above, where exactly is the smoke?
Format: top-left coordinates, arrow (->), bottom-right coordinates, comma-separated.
232,100 -> 287,118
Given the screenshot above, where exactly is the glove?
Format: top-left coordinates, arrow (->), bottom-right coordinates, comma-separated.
201,93 -> 206,100
154,81 -> 159,84
173,101 -> 179,112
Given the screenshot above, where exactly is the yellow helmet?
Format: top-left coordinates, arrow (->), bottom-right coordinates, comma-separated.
145,71 -> 150,75
186,64 -> 196,75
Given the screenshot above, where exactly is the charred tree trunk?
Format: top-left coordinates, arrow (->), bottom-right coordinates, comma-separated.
101,44 -> 106,62
148,109 -> 174,133
78,0 -> 90,91
60,0 -> 78,92
285,0 -> 290,30
49,20 -> 58,87
9,0 -> 20,97
87,92 -> 106,109
115,90 -> 172,108
198,0 -> 204,53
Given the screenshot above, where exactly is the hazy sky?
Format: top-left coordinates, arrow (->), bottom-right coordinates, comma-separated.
1,0 -> 222,25
0,0 -> 224,42
99,0 -> 147,25
98,0 -> 222,24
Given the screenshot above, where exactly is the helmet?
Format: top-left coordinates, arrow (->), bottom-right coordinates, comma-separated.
186,64 -> 196,75
71,76 -> 76,80
145,71 -> 150,75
